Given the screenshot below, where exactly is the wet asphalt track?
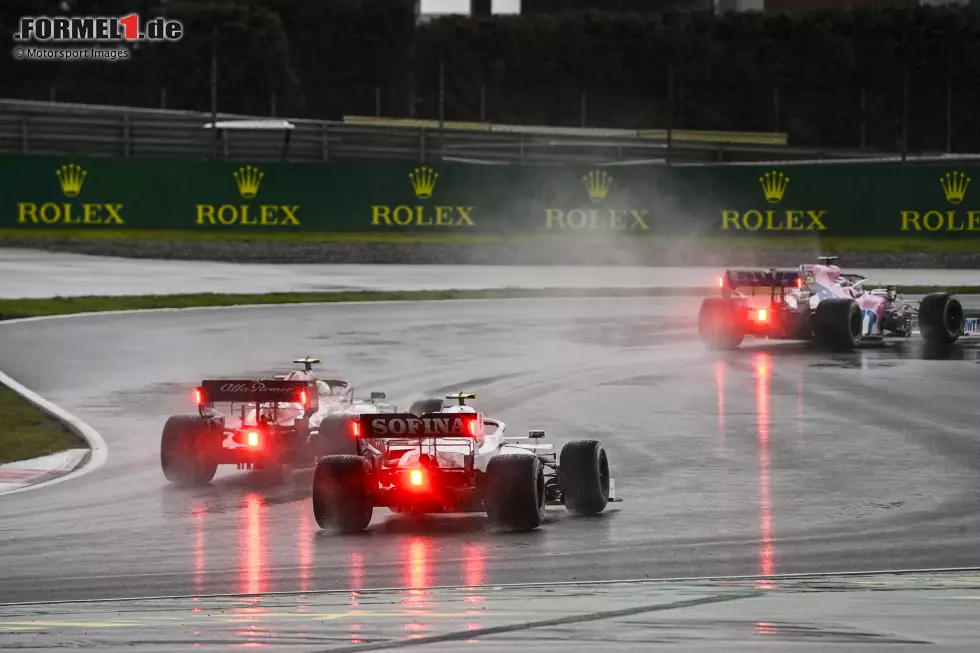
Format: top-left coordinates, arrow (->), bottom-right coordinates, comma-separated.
2,297 -> 980,604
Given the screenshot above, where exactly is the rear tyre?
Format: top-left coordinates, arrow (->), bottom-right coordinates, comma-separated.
698,298 -> 744,350
160,415 -> 217,487
312,416 -> 360,458
485,454 -> 546,532
919,292 -> 963,345
558,440 -> 610,516
409,398 -> 444,415
813,298 -> 862,350
312,455 -> 374,533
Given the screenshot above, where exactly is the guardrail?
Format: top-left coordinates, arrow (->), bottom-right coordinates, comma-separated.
0,98 -> 932,166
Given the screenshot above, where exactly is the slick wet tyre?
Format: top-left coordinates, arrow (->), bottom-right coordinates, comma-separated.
160,415 -> 217,487
312,455 -> 373,533
312,416 -> 360,457
485,454 -> 546,532
409,398 -> 444,416
813,298 -> 862,350
919,292 -> 964,345
558,440 -> 610,516
698,298 -> 744,350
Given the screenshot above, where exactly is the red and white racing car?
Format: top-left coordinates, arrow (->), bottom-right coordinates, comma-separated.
160,358 -> 396,486
699,256 -> 969,350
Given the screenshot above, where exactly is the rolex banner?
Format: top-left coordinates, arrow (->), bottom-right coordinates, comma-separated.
2,155 -> 977,237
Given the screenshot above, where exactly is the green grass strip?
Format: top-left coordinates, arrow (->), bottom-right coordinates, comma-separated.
0,288 -> 708,320
0,384 -> 86,465
4,285 -> 980,321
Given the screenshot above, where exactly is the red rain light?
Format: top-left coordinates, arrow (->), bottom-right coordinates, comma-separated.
718,276 -> 725,288
194,387 -> 204,405
757,309 -> 769,322
410,469 -> 423,486
466,417 -> 478,437
795,278 -> 803,289
247,431 -> 259,447
349,420 -> 362,438
300,389 -> 308,406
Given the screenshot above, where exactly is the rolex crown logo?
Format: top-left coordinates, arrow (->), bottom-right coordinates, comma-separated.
583,170 -> 613,202
940,171 -> 970,205
409,167 -> 439,200
759,170 -> 790,204
56,163 -> 87,198
233,165 -> 264,199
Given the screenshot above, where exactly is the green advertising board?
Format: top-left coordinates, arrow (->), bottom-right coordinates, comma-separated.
1,155 -> 977,237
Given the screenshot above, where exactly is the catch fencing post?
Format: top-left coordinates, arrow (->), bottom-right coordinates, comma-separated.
772,85 -> 780,133
945,81 -> 952,153
666,66 -> 674,167
210,27 -> 219,159
901,61 -> 909,163
122,115 -> 131,157
438,58 -> 446,156
859,85 -> 867,149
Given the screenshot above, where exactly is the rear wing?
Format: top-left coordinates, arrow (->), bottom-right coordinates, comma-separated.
198,379 -> 316,406
355,412 -> 483,439
722,268 -> 802,290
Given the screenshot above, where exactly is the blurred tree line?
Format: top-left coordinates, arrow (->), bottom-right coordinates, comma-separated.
3,0 -> 980,151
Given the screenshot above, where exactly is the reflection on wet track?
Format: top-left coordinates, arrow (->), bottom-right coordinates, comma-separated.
754,353 -> 775,585
2,298 -> 980,606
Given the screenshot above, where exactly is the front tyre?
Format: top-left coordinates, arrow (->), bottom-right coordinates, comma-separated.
558,440 -> 610,516
160,415 -> 217,487
485,454 -> 546,532
919,292 -> 964,345
312,455 -> 374,533
813,298 -> 862,350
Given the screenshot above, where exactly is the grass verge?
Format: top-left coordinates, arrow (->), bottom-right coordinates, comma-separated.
4,285 -> 980,321
0,384 -> 86,465
0,287 -> 713,320
3,229 -> 980,252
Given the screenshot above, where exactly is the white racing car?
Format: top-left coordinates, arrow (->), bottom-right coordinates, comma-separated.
311,393 -> 621,533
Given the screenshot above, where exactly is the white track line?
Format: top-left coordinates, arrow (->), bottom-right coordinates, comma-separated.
0,370 -> 107,496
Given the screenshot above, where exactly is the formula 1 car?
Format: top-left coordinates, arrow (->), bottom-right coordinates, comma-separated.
160,358 -> 396,486
698,256 -> 967,351
311,393 -> 620,533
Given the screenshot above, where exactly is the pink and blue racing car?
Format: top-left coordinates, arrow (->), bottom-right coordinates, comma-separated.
698,256 -> 970,350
